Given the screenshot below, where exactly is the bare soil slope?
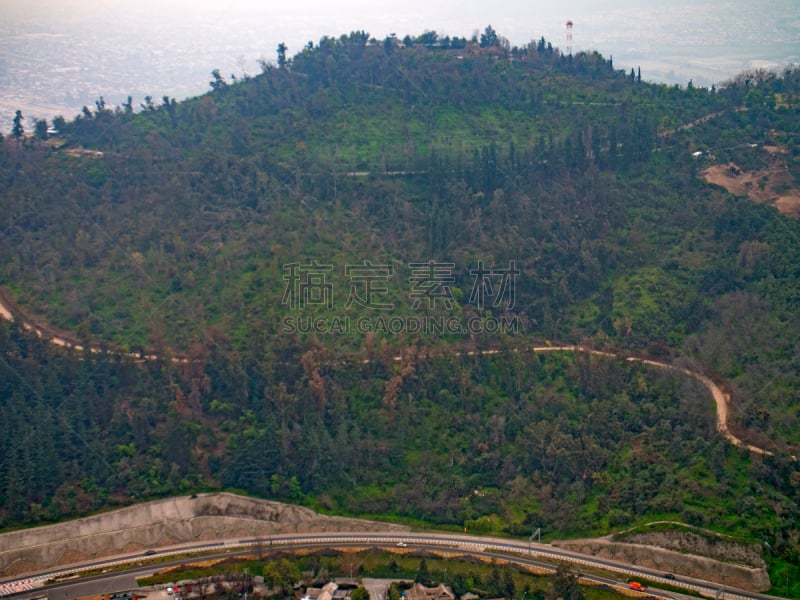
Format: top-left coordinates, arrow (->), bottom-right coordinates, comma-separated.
553,531 -> 770,592
702,147 -> 800,217
0,493 -> 408,577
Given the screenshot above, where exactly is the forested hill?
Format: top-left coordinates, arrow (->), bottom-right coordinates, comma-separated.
1,29 -> 800,590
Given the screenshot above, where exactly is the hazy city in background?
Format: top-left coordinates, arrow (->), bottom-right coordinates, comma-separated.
1,0 -> 798,134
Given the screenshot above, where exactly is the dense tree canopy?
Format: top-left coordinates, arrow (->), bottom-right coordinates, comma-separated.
1,28 -> 799,589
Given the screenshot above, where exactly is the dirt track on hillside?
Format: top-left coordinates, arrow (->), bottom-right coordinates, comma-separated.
0,288 -> 89,351
0,288 -> 782,459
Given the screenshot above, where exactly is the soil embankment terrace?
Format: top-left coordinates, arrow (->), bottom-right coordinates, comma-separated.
554,533 -> 771,592
0,493 -> 408,577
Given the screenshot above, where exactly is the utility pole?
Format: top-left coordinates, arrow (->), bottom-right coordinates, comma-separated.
528,528 -> 541,554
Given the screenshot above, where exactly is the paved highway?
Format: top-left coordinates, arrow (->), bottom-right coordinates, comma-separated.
0,532 -> 786,600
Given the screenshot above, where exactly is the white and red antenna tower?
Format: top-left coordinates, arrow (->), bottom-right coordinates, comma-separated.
565,20 -> 573,56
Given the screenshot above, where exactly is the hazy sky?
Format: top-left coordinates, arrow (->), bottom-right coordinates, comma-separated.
1,0 -> 798,130
5,0 -> 795,47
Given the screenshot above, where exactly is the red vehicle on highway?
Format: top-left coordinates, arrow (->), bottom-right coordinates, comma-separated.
628,582 -> 645,592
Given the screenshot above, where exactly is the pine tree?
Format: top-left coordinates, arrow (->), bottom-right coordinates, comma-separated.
548,565 -> 583,600
12,110 -> 24,138
415,559 -> 431,586
34,119 -> 48,140
277,43 -> 288,69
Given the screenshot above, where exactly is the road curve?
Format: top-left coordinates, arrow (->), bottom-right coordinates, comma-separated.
538,346 -> 774,457
0,291 -> 780,457
0,532 -> 782,600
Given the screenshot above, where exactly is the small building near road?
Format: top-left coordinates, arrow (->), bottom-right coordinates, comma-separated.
304,581 -> 339,600
403,583 -> 455,600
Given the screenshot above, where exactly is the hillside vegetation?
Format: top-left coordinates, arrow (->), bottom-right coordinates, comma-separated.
1,29 -> 799,592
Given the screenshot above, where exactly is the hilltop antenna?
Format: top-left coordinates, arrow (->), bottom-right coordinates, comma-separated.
565,20 -> 573,56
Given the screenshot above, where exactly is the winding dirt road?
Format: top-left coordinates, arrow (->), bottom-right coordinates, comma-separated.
539,347 -> 773,457
0,290 -> 778,458
0,289 -> 92,352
